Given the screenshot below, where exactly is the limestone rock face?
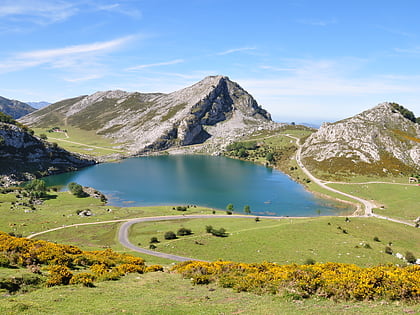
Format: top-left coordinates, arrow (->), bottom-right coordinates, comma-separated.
20,76 -> 275,154
301,103 -> 420,173
0,122 -> 95,178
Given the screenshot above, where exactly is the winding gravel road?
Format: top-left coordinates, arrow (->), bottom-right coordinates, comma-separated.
118,214 -> 284,261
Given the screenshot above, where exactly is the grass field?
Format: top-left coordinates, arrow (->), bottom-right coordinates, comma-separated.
31,214 -> 420,267
1,271 -> 418,315
0,191 -> 220,237
125,216 -> 419,266
328,183 -> 420,221
32,127 -> 128,156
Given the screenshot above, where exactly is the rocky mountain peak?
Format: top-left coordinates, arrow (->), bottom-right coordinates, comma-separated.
19,76 -> 276,154
301,102 -> 420,176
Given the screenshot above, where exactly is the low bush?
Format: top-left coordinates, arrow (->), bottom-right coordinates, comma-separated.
173,261 -> 420,302
177,227 -> 192,236
164,231 -> 177,240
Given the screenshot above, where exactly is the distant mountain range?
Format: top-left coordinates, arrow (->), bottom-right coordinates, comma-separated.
26,101 -> 51,109
20,76 -> 277,154
0,96 -> 36,119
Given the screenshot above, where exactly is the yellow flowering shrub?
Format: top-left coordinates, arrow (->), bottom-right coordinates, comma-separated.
0,231 -> 153,289
173,261 -> 420,302
69,273 -> 96,287
46,265 -> 73,287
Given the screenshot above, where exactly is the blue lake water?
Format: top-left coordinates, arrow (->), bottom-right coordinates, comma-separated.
43,155 -> 353,216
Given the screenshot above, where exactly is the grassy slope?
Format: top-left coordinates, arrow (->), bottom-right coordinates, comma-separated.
1,272 -> 417,315
328,183 -> 420,221
125,216 -> 419,266
0,191 -> 218,237
32,127 -> 127,156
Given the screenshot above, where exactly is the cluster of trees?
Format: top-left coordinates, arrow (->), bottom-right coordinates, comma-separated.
226,141 -> 258,158
25,179 -> 47,198
390,103 -> 420,124
205,225 -> 228,237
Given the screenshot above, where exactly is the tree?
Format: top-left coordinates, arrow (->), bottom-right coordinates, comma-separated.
68,182 -> 88,198
226,204 -> 234,211
177,227 -> 192,236
244,205 -> 251,214
39,133 -> 48,140
164,231 -> 177,240
25,179 -> 47,198
266,152 -> 275,163
405,251 -> 417,264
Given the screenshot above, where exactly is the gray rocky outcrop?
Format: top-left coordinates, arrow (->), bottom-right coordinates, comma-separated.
301,103 -> 420,174
0,122 -> 96,182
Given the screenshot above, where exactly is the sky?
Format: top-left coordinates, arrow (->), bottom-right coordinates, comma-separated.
1,0 -> 420,123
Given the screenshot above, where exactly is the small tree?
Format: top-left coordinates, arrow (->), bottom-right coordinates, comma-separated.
266,152 -> 274,163
150,237 -> 159,244
177,228 -> 192,236
244,205 -> 251,214
164,231 -> 177,240
68,182 -> 88,198
405,251 -> 417,264
226,204 -> 234,211
39,133 -> 48,140
25,179 -> 47,198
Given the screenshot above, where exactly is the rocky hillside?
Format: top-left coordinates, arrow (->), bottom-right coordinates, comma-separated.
20,76 -> 277,154
0,117 -> 95,185
0,96 -> 36,119
301,102 -> 420,176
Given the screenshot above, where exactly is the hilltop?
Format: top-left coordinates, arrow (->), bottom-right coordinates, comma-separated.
0,96 -> 36,119
301,102 -> 420,178
20,76 -> 278,154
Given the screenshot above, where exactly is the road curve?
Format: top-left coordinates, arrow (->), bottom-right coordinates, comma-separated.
118,214 -> 282,262
285,134 -> 417,227
285,134 -> 375,216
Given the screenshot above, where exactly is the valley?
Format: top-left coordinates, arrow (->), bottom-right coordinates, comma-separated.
0,77 -> 419,314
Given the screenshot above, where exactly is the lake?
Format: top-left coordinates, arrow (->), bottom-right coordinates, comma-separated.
43,155 -> 353,216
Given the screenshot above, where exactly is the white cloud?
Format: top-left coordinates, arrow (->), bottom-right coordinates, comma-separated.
0,35 -> 136,73
217,47 -> 256,55
126,59 -> 184,71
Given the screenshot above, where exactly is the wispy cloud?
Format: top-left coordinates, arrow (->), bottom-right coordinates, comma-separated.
376,25 -> 416,38
0,0 -> 79,25
217,47 -> 256,55
0,35 -> 136,73
96,3 -> 142,18
297,18 -> 337,26
126,59 -> 184,71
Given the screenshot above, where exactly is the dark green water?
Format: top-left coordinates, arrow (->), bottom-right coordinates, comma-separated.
43,155 -> 352,216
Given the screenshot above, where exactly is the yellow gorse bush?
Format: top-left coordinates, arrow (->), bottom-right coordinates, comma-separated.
0,232 -> 162,287
173,261 -> 420,302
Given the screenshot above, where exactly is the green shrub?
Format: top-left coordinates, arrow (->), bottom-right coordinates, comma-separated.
150,237 -> 159,243
177,227 -> 192,236
405,251 -> 417,264
164,231 -> 177,240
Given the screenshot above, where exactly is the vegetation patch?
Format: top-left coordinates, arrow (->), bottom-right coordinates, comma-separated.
173,260 -> 420,302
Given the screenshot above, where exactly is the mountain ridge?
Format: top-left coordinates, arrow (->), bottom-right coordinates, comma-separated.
20,76 -> 277,154
0,96 -> 36,119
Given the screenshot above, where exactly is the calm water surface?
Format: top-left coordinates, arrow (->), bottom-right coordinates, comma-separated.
44,155 -> 352,216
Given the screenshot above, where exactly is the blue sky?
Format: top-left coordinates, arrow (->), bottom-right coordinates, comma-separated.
1,0 -> 420,123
